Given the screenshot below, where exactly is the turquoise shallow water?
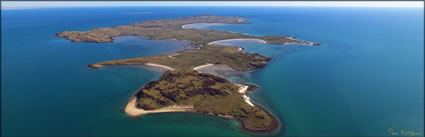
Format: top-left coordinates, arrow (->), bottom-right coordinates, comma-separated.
2,7 -> 424,136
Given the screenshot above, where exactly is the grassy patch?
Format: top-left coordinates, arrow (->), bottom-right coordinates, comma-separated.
95,45 -> 271,71
134,69 -> 276,131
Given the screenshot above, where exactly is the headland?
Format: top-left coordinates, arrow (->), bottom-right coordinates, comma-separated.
56,15 -> 318,135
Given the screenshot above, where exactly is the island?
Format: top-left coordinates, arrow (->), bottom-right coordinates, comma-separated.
56,15 -> 318,135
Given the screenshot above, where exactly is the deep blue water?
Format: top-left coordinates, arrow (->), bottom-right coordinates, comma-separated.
2,7 -> 423,136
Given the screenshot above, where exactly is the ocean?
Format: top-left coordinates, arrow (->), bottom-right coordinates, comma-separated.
2,7 -> 423,136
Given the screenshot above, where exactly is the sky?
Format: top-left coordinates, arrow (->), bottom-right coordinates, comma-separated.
1,1 -> 424,10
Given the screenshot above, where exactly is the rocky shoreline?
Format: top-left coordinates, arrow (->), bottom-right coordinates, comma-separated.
237,106 -> 281,135
58,15 -> 319,135
123,69 -> 280,135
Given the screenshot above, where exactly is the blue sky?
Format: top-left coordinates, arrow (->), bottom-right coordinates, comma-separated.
2,1 -> 423,10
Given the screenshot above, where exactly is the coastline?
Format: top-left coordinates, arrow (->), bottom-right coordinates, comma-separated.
124,83 -> 254,117
124,76 -> 280,135
235,83 -> 282,135
145,63 -> 174,71
236,84 -> 255,106
66,15 -> 297,135
192,64 -> 238,78
208,38 -> 267,45
124,97 -> 193,117
87,40 -> 281,135
283,42 -> 320,46
181,23 -> 224,29
88,63 -> 174,71
193,63 -> 214,70
237,104 -> 281,135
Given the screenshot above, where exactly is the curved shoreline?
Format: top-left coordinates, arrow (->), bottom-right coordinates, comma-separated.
208,38 -> 267,45
235,84 -> 281,135
124,80 -> 280,135
237,104 -> 281,135
193,63 -> 214,70
62,15 -> 320,136
124,84 -> 252,116
181,23 -> 224,29
125,97 -> 193,116
145,63 -> 174,71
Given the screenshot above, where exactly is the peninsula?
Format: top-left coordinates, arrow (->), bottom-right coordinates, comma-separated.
56,15 -> 318,135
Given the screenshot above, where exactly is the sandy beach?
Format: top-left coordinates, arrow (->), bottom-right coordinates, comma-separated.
193,64 -> 236,76
125,97 -> 193,117
237,84 -> 254,106
237,84 -> 249,94
208,38 -> 267,45
124,84 -> 254,116
145,63 -> 174,70
181,23 -> 224,29
243,95 -> 254,106
193,63 -> 214,70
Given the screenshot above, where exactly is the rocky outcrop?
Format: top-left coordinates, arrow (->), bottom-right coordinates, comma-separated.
135,70 -> 238,108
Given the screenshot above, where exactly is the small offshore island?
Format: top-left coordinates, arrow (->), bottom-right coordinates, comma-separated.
56,15 -> 318,135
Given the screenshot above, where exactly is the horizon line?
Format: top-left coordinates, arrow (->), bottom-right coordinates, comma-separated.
1,1 -> 424,10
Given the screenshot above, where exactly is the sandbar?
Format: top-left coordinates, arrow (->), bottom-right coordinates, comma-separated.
181,23 -> 224,29
193,63 -> 214,70
145,63 -> 174,71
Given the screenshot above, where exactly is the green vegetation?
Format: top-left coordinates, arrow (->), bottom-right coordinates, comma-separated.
72,15 -> 317,71
135,69 -> 277,131
387,128 -> 423,136
56,15 -> 316,46
55,15 -> 310,134
92,45 -> 271,71
57,15 -> 249,44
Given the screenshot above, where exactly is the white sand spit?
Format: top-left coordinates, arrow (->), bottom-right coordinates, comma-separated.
208,38 -> 266,45
181,23 -> 223,29
193,63 -> 214,70
146,63 -> 174,70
